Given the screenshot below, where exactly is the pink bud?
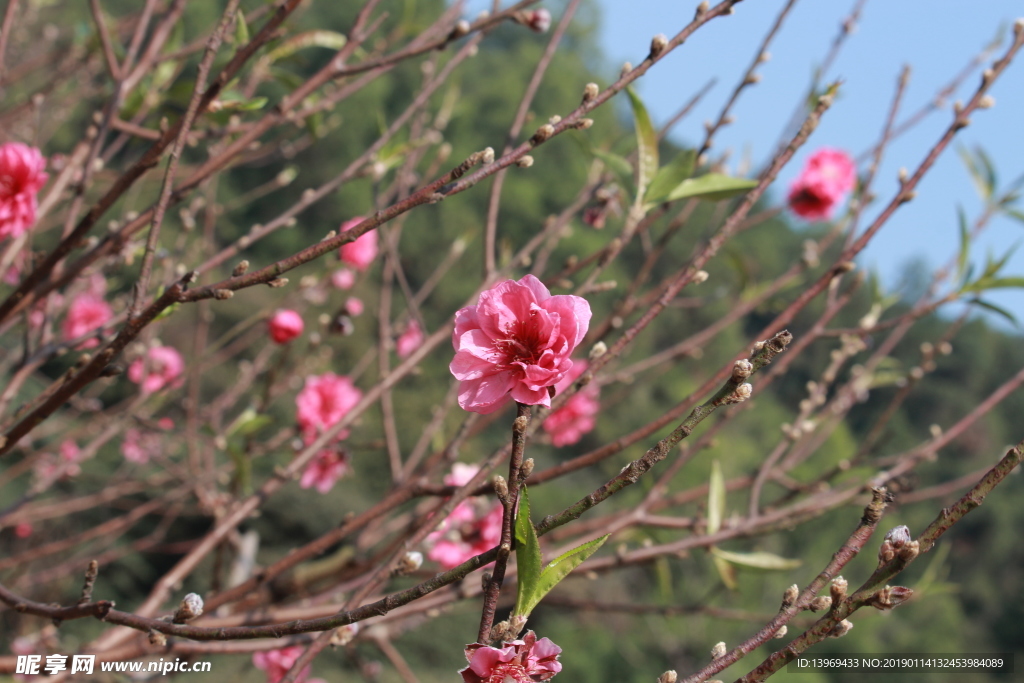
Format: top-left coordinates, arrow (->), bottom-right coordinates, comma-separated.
331,268 -> 356,289
338,217 -> 378,271
345,296 -> 364,317
268,309 -> 304,344
525,8 -> 551,32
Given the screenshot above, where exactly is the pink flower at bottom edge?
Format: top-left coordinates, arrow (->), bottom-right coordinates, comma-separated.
253,646 -> 316,683
450,274 -> 591,414
460,631 -> 562,683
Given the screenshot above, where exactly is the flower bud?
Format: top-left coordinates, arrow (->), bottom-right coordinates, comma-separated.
830,576 -> 848,603
531,124 -> 555,144
582,82 -> 600,103
393,551 -> 423,576
692,270 -> 709,284
773,625 -> 788,639
828,619 -> 854,638
330,622 -> 360,646
884,525 -> 911,550
524,9 -> 551,33
808,596 -> 832,612
732,359 -> 753,382
517,155 -> 534,168
232,260 -> 249,276
173,592 -> 204,623
710,642 -> 727,659
650,34 -> 669,58
695,1 -> 710,20
589,341 -> 608,360
493,475 -> 509,501
658,671 -> 678,683
520,458 -> 535,479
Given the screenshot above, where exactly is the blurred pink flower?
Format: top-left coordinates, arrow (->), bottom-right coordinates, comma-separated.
345,296 -> 364,316
253,646 -> 326,683
59,439 -> 83,476
62,294 -> 113,348
450,274 -> 591,414
128,346 -> 184,394
0,142 -> 48,241
787,147 -> 856,221
427,463 -> 504,569
524,9 -> 551,32
338,217 -> 378,271
460,631 -> 562,683
121,428 -> 157,464
268,309 -> 304,344
14,522 -> 32,538
543,360 -> 599,447
396,320 -> 423,359
295,373 -> 362,441
331,268 -> 356,289
157,417 -> 174,430
299,447 -> 350,494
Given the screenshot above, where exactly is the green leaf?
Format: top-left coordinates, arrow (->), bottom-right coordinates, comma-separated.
225,407 -> 272,439
971,298 -> 1019,326
1004,208 -> 1024,225
711,548 -> 803,571
962,276 -> 1024,293
528,534 -> 609,612
626,87 -> 658,205
956,205 -> 970,281
513,487 -> 543,618
645,149 -> 696,205
663,174 -> 757,203
959,146 -> 994,201
712,553 -> 738,590
707,459 -> 725,536
233,9 -> 250,46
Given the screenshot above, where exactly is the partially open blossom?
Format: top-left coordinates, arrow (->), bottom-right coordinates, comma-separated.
0,142 -> 48,241
460,631 -> 562,683
295,373 -> 362,441
62,294 -> 113,348
524,8 -> 551,33
543,360 -> 599,446
299,446 -> 350,494
426,464 -> 504,569
331,268 -> 356,289
396,320 -> 423,359
338,217 -> 378,271
268,309 -> 304,344
450,275 -> 591,414
128,346 -> 184,394
787,148 -> 856,221
253,646 -> 326,683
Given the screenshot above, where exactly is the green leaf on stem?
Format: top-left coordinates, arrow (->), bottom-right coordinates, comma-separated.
513,486 -> 543,618
957,205 -> 970,282
970,298 -> 1019,326
712,553 -> 738,590
626,87 -> 658,205
512,486 -> 608,618
711,547 -> 803,571
233,9 -> 250,46
661,174 -> 757,203
645,149 -> 696,206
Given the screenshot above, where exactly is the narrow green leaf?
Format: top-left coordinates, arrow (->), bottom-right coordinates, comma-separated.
664,174 -> 757,203
527,535 -> 609,612
645,149 -> 696,205
959,146 -> 992,201
956,205 -> 970,281
707,459 -> 725,536
711,548 -> 803,571
712,553 -> 738,590
971,299 -> 1019,326
261,30 -> 348,68
626,87 -> 658,204
1004,208 -> 1024,225
513,487 -> 543,618
962,276 -> 1024,293
234,9 -> 250,46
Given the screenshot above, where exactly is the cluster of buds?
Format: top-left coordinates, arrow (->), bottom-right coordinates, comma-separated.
878,525 -> 918,566
515,8 -> 551,33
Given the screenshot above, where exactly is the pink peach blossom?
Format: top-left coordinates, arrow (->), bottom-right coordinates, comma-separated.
787,147 -> 856,221
295,373 -> 362,441
450,274 -> 591,413
460,631 -> 562,683
331,268 -> 356,289
62,294 -> 113,348
345,296 -> 364,316
396,320 -> 423,359
0,142 -> 48,241
59,439 -> 83,476
299,447 -> 350,494
543,360 -> 599,446
268,309 -> 304,344
253,646 -> 326,683
128,346 -> 184,394
338,217 -> 378,271
157,417 -> 174,430
14,522 -> 32,539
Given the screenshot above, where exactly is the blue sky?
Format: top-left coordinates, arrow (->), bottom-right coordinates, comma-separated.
592,0 -> 1024,329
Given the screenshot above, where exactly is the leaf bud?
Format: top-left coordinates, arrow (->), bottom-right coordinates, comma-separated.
520,458 -> 535,479
493,475 -> 509,501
